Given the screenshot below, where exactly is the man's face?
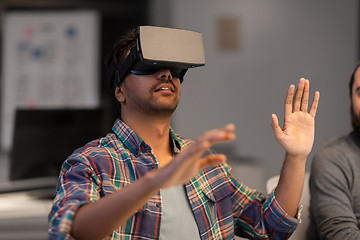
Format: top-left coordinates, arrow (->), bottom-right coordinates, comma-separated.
116,68 -> 181,118
351,67 -> 360,135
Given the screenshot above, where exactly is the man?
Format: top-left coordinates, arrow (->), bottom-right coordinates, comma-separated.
48,26 -> 320,240
307,63 -> 360,239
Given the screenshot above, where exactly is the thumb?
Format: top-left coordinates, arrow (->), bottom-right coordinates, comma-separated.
271,114 -> 283,142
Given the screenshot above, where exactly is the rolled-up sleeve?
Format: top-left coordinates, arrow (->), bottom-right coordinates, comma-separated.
230,174 -> 300,239
48,156 -> 100,240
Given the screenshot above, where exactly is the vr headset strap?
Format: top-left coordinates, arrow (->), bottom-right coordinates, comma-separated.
113,45 -> 139,89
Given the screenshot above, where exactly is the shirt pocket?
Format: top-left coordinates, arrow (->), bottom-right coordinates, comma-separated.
201,182 -> 234,203
198,182 -> 235,239
201,182 -> 234,219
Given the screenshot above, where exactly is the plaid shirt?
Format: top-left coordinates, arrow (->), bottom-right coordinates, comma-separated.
49,119 -> 300,239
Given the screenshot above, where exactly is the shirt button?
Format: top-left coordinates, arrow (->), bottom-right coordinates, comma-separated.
156,203 -> 161,208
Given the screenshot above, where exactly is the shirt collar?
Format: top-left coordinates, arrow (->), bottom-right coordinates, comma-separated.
112,118 -> 182,156
170,128 -> 182,154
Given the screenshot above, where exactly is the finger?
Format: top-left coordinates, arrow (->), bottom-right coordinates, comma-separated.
203,123 -> 235,137
198,124 -> 236,143
293,78 -> 305,112
202,131 -> 236,146
271,114 -> 284,142
219,123 -> 236,134
183,132 -> 233,164
284,84 -> 295,117
309,91 -> 320,117
198,154 -> 227,169
177,138 -> 211,161
300,79 -> 310,112
183,124 -> 235,163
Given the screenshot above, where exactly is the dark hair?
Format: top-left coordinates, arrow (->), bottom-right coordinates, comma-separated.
349,61 -> 360,97
104,27 -> 137,118
104,27 -> 137,90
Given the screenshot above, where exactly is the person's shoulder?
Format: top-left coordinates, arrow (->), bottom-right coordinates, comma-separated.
318,133 -> 354,153
61,133 -> 127,176
312,133 -> 358,169
68,133 -> 121,163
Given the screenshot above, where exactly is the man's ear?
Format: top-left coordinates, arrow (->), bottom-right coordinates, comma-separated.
115,84 -> 126,103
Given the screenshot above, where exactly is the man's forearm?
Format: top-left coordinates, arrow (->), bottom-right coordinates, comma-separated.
71,170 -> 161,240
274,153 -> 307,217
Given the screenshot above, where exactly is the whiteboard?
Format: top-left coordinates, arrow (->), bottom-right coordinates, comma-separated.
1,10 -> 100,152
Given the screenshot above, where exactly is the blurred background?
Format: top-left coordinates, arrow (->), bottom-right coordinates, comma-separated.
0,0 -> 358,239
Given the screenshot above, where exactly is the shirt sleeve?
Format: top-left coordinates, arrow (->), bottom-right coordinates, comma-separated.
229,172 -> 300,239
48,155 -> 100,240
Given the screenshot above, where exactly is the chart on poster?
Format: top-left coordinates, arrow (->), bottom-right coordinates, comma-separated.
1,10 -> 100,152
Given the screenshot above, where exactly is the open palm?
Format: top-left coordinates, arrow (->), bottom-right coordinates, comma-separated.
272,78 -> 320,157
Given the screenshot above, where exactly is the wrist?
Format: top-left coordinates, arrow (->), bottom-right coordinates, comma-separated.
283,152 -> 308,172
285,152 -> 308,163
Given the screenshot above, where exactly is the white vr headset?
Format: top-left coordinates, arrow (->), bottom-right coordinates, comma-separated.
110,26 -> 206,89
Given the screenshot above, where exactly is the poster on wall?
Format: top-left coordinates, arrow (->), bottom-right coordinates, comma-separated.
1,10 -> 100,152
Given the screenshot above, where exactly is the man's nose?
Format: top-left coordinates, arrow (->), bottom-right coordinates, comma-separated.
156,68 -> 172,80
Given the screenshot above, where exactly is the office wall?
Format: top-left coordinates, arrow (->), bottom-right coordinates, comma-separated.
151,0 -> 359,181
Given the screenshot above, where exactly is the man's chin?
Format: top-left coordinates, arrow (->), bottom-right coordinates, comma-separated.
149,104 -> 178,117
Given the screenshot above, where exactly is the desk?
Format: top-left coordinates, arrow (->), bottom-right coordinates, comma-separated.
0,191 -> 52,240
0,153 -> 50,239
0,152 -> 54,239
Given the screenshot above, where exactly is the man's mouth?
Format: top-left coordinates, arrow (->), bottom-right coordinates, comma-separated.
157,87 -> 173,92
155,85 -> 175,92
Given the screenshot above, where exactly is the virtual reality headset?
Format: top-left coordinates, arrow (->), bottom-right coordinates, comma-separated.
110,26 -> 206,90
